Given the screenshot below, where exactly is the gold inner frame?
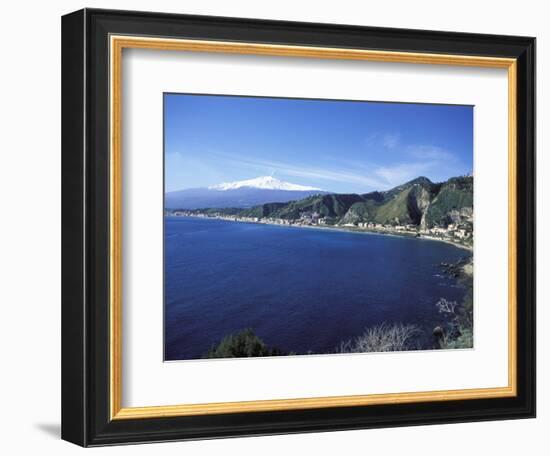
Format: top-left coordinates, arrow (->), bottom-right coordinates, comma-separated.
109,35 -> 518,420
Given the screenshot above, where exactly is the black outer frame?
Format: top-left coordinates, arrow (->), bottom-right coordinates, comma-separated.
61,8 -> 536,447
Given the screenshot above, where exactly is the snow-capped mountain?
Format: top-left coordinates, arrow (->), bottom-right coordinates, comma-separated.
208,176 -> 321,192
165,176 -> 325,210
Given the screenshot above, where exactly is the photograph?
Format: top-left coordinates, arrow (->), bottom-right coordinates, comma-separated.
163,94 -> 474,361
57,5 -> 537,447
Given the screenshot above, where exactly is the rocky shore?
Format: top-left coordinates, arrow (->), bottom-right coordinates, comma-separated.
440,256 -> 474,279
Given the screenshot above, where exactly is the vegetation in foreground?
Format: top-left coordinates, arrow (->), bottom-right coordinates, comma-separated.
203,260 -> 474,358
433,277 -> 474,349
204,329 -> 287,358
336,323 -> 420,353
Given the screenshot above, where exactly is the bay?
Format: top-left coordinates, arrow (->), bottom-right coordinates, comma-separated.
164,216 -> 470,360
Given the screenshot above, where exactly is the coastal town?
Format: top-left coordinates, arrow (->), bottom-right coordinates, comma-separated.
166,209 -> 473,250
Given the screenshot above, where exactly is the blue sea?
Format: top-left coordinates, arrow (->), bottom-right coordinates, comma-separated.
164,216 -> 470,360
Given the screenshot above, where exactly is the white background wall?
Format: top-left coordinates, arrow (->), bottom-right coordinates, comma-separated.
0,0 -> 545,454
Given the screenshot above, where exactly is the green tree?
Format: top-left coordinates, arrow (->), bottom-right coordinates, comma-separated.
205,329 -> 286,358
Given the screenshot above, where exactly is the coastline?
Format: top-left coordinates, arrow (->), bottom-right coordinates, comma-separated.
417,234 -> 473,252
167,214 -> 473,253
165,212 -> 473,359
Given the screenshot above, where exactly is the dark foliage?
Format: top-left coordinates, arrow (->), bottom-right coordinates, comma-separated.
204,329 -> 287,358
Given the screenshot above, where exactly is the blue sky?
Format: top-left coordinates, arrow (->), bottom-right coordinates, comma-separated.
164,94 -> 473,193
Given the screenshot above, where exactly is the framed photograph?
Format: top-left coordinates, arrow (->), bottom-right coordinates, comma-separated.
62,8 -> 536,446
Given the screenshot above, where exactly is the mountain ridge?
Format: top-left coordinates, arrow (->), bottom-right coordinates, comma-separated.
171,175 -> 473,233
165,176 -> 327,210
208,175 -> 321,192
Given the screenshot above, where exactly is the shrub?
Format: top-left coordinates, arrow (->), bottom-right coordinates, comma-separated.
434,275 -> 474,349
439,328 -> 473,349
204,329 -> 285,358
337,323 -> 420,353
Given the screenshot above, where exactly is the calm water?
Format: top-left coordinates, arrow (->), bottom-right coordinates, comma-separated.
164,216 -> 470,360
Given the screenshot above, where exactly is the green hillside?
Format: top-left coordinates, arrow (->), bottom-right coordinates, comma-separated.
186,175 -> 473,230
424,176 -> 474,226
242,193 -> 364,222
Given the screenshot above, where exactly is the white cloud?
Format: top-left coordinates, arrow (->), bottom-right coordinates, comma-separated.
207,150 -> 388,191
175,141 -> 466,193
364,132 -> 400,150
382,133 -> 400,149
374,163 -> 434,187
408,145 -> 456,162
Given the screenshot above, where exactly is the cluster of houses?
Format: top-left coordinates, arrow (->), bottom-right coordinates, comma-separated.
299,211 -> 321,224
340,219 -> 473,244
423,223 -> 472,240
296,212 -> 473,244
167,209 -> 473,246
